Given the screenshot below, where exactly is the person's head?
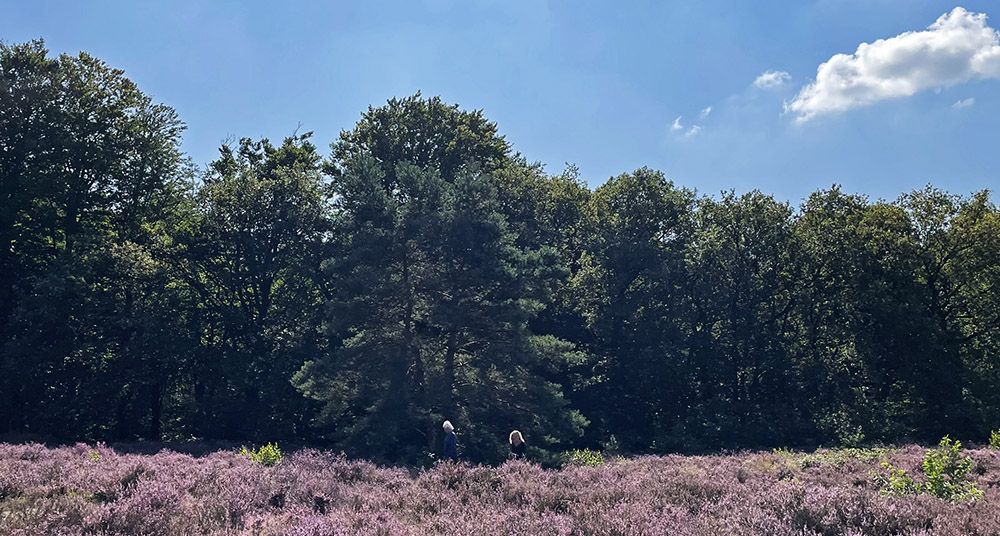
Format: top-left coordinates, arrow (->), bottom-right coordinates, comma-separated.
442,420 -> 454,433
509,430 -> 524,445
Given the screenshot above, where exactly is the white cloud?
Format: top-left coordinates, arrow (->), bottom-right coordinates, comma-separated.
754,70 -> 791,89
671,117 -> 703,137
699,106 -> 713,119
952,97 -> 976,108
787,7 -> 1000,122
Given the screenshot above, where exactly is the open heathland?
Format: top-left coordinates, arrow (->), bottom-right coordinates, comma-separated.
2,442 -> 1000,535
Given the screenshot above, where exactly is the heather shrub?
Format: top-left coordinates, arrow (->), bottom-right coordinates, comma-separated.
2,442 -> 1000,534
15,442 -> 46,461
240,442 -> 284,467
745,451 -> 799,480
84,479 -> 182,535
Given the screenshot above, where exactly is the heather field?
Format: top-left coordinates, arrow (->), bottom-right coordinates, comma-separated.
2,443 -> 1000,535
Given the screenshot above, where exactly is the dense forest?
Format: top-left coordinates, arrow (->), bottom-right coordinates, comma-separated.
2,40 -> 998,464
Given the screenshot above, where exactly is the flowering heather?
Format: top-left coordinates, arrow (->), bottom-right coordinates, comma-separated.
2,443 -> 1000,535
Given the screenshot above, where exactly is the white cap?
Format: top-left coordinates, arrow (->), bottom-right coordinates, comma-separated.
442,420 -> 454,432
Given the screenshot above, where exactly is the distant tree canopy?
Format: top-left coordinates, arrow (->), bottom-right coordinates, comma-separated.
2,41 -> 998,464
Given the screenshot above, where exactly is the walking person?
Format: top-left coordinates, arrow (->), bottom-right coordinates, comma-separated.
442,420 -> 458,461
509,430 -> 526,460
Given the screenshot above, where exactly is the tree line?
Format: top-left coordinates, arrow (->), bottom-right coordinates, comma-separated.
2,41 -> 998,464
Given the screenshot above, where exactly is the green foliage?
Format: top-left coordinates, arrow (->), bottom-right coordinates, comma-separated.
239,443 -> 283,467
560,449 -> 605,467
921,436 -> 983,501
990,430 -> 1000,450
293,95 -> 586,464
329,92 -> 511,183
771,447 -> 795,458
3,41 -> 1000,465
175,133 -> 329,439
873,437 -> 983,502
799,447 -> 892,468
872,461 -> 921,496
0,39 -> 190,441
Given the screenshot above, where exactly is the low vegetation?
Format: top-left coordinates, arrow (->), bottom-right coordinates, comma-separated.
3,441 -> 1000,535
239,442 -> 284,467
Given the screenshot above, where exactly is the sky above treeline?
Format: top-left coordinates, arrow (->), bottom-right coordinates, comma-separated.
4,1 -> 1000,203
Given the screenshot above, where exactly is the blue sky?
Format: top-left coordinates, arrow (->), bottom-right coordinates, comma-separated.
4,1 -> 999,203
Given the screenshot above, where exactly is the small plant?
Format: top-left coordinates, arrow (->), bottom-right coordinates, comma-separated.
989,429 -> 1000,450
871,436 -> 983,502
871,461 -> 920,495
921,436 -> 983,501
771,447 -> 796,458
239,442 -> 283,467
561,448 -> 604,467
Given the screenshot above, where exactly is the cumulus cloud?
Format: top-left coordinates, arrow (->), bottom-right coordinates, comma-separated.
754,70 -> 791,89
671,116 -> 684,131
952,97 -> 976,108
787,7 -> 1000,122
699,106 -> 713,119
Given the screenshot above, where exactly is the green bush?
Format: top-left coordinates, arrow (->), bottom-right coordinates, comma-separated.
239,442 -> 283,467
872,436 -> 983,502
921,436 -> 983,501
872,461 -> 920,495
989,430 -> 1000,450
561,448 -> 604,467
